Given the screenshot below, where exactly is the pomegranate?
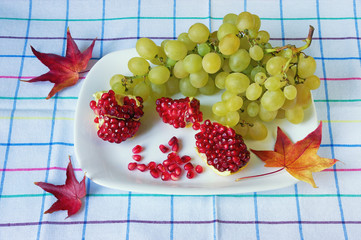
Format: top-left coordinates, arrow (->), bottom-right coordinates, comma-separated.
195,120 -> 250,176
155,97 -> 203,128
89,90 -> 144,144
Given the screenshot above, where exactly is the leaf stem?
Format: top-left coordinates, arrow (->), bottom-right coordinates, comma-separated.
235,167 -> 285,182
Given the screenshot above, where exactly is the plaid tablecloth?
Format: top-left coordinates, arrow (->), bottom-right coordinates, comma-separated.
1,0 -> 360,239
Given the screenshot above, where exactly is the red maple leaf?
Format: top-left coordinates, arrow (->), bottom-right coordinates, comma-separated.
237,122 -> 338,187
35,157 -> 86,218
22,28 -> 96,99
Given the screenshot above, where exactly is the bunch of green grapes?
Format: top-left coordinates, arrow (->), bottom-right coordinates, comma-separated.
109,11 -> 320,141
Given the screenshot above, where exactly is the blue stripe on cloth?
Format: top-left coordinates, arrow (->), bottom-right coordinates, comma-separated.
294,185 -> 304,240
279,0 -> 285,46
208,0 -> 212,32
170,195 -> 174,240
253,192 -> 260,240
137,0 -> 141,39
125,191 -> 132,240
212,195 -> 217,240
36,0 -> 69,237
353,0 -> 361,67
173,0 -> 176,39
244,0 -> 247,11
0,0 -> 33,204
0,142 -> 74,146
316,1 -> 348,239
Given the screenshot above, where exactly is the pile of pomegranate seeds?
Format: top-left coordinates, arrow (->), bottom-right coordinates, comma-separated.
90,90 -> 144,144
128,136 -> 204,181
195,120 -> 250,174
155,97 -> 203,129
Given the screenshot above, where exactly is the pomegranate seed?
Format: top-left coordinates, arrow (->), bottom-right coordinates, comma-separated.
161,172 -> 170,181
184,162 -> 194,170
181,155 -> 191,163
132,145 -> 143,154
148,161 -> 156,169
167,163 -> 178,172
168,136 -> 178,146
192,122 -> 200,130
170,172 -> 180,181
137,164 -> 147,172
128,162 -> 137,170
150,169 -> 160,178
157,164 -> 166,172
195,165 -> 203,173
132,154 -> 142,161
172,143 -> 179,152
159,144 -> 169,153
163,159 -> 174,166
174,167 -> 182,176
186,170 -> 195,179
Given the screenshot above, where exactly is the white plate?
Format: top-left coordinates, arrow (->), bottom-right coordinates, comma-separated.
74,48 -> 318,195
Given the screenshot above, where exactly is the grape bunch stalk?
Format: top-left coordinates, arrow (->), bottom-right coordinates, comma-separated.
109,11 -> 320,141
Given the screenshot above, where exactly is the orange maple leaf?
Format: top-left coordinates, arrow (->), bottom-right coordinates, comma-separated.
22,28 -> 96,99
238,122 -> 338,187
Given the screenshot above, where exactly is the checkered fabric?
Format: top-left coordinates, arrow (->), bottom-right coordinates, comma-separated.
0,0 -> 360,239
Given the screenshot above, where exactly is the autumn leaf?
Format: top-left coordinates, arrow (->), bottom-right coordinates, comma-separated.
22,28 -> 96,99
237,122 -> 338,187
35,156 -> 86,218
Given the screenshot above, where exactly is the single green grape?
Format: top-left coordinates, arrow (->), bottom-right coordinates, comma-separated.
283,85 -> 297,100
148,66 -> 170,84
133,81 -> 151,101
248,121 -> 268,140
128,57 -> 150,76
225,72 -> 250,94
135,38 -> 158,60
256,30 -> 270,44
223,13 -> 238,25
150,82 -> 167,99
266,56 -> 287,76
217,22 -> 239,40
260,89 -> 285,111
166,76 -> 179,96
212,101 -> 228,116
249,45 -> 264,61
296,84 -> 311,107
225,111 -> 240,127
247,101 -> 260,117
304,75 -> 320,90
297,55 -> 316,78
246,83 -> 263,100
183,54 -> 203,73
251,66 -> 266,81
264,75 -> 282,91
229,49 -> 251,72
215,71 -> 229,89
236,11 -> 255,31
202,52 -> 222,74
177,32 -> 197,51
225,95 -> 243,111
188,23 -> 210,44
258,105 -> 277,122
199,76 -> 216,95
197,43 -> 211,56
173,60 -> 189,79
179,77 -> 198,97
219,33 -> 240,56
164,40 -> 188,61
189,69 -> 209,88
254,72 -> 267,85
285,106 -> 304,124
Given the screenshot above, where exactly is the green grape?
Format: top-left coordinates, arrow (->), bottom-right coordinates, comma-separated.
264,75 -> 282,90
183,54 -> 203,73
177,32 -> 197,51
286,68 -> 296,85
256,30 -> 270,44
164,40 -> 188,61
150,82 -> 167,99
247,101 -> 259,117
248,29 -> 258,39
148,66 -> 170,84
236,11 -> 255,31
197,43 -> 211,56
254,72 -> 267,85
111,82 -> 126,94
234,123 -> 249,137
150,46 -> 166,65
188,23 -> 210,44
222,58 -> 232,72
166,58 -> 177,67
242,63 -> 254,77
212,101 -> 228,116
281,48 -> 293,59
217,23 -> 239,40
179,77 -> 198,97
173,60 -> 189,79
166,76 -> 179,96
249,45 -> 264,61
226,95 -> 243,111
133,81 -> 151,101
202,52 -> 222,74
259,105 -> 277,122
110,74 -> 124,88
276,108 -> 286,119
225,72 -> 250,94
250,66 -> 266,81
248,121 -> 268,140
297,55 -> 316,78
189,69 -> 209,88
304,75 -> 321,90
221,90 -> 236,101
199,76 -> 216,95
223,13 -> 238,25
225,111 -> 240,127
160,40 -> 169,49
252,14 -> 261,31
260,89 -> 285,111
296,84 -> 311,107
285,106 -> 304,124
229,49 -> 251,72
283,85 -> 297,100
266,56 -> 287,76
128,57 -> 150,76
281,98 -> 297,110
136,38 -> 158,60
246,83 -> 262,100
219,33 -> 240,55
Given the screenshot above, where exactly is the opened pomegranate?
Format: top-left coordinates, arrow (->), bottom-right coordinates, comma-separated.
155,97 -> 203,128
195,120 -> 250,176
89,90 -> 144,143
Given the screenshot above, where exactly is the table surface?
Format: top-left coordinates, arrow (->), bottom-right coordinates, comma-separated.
1,0 -> 360,239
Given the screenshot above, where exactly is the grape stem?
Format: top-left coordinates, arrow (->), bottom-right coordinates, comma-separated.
235,167 -> 285,182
